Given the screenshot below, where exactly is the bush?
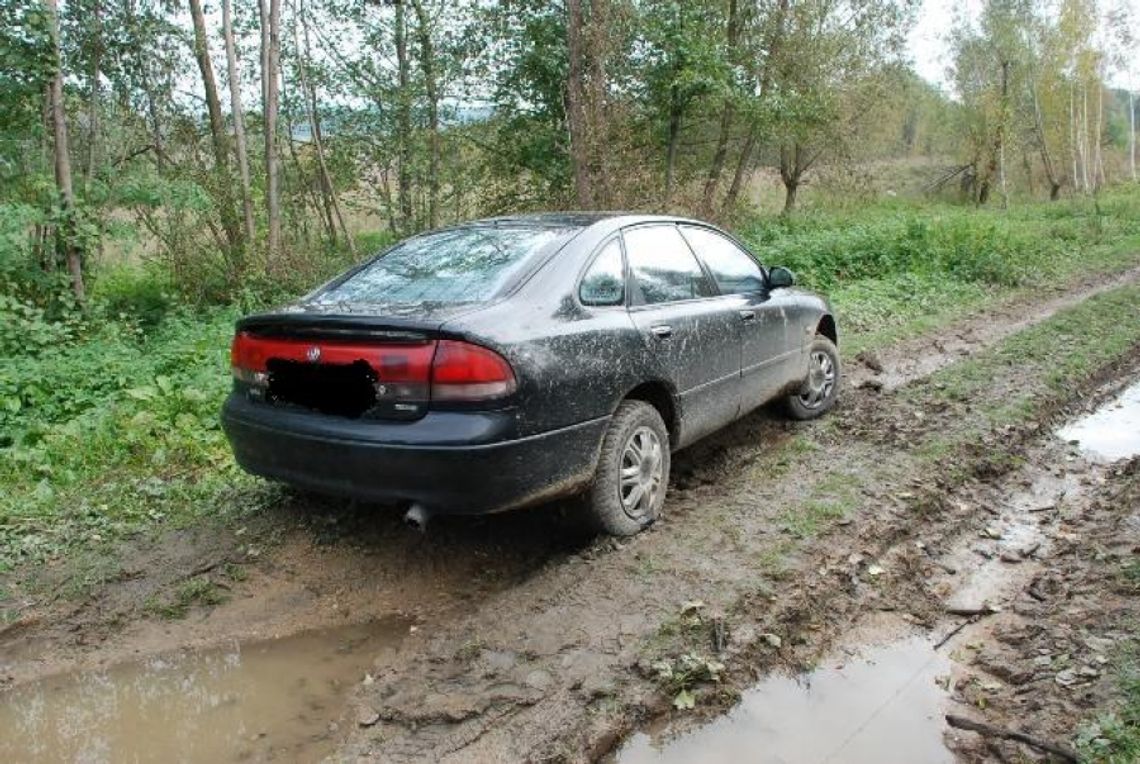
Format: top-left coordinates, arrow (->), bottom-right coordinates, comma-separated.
89,262 -> 177,328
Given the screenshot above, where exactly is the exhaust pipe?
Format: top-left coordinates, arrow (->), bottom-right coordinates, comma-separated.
403,503 -> 431,532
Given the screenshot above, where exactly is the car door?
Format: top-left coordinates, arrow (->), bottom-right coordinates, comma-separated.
680,225 -> 803,411
623,223 -> 742,447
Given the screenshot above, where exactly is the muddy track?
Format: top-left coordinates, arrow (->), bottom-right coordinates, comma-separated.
2,263 -> 1139,762
846,262 -> 1140,392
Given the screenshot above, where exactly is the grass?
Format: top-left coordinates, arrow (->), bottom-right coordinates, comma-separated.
912,284 -> 1140,435
143,575 -> 228,619
1078,638 -> 1140,763
739,187 -> 1140,356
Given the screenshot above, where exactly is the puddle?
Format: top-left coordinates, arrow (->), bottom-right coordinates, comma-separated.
617,636 -> 952,764
0,618 -> 408,763
1056,379 -> 1140,461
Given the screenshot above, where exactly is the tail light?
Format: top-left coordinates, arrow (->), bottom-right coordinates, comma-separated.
230,332 -> 516,413
430,340 -> 517,401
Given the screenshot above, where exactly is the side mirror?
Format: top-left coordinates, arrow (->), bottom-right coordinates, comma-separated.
768,266 -> 796,290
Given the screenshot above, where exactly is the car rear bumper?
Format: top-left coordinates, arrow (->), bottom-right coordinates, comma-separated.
221,393 -> 608,513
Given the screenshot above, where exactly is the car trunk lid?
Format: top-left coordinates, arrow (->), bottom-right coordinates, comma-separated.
231,311 -> 514,421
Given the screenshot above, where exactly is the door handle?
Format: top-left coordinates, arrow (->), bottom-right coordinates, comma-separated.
739,309 -> 756,321
650,325 -> 673,339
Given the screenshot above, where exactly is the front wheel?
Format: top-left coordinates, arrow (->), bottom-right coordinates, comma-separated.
783,336 -> 841,420
587,400 -> 671,536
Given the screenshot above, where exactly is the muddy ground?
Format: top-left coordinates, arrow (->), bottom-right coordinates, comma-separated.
2,267 -> 1139,763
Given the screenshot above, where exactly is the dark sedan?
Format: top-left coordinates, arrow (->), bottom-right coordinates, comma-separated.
222,213 -> 840,535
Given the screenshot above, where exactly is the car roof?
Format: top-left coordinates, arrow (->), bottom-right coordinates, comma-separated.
472,211 -> 625,228
471,211 -> 714,231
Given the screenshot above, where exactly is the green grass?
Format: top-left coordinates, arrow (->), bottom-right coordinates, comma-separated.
1078,638 -> 1140,763
739,187 -> 1140,355
143,575 -> 229,619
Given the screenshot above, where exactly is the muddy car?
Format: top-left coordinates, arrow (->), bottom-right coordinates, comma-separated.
222,213 -> 839,535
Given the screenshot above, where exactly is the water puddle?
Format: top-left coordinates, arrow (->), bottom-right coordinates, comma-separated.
617,636 -> 952,764
0,618 -> 408,763
1056,379 -> 1140,461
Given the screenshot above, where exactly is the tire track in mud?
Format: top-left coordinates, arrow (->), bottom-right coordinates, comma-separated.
846,262 -> 1140,392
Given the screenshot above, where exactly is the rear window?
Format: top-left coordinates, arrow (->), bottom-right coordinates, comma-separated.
313,225 -> 575,305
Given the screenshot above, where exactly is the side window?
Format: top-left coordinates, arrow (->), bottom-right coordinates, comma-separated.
681,226 -> 765,295
623,225 -> 715,304
579,238 -> 625,306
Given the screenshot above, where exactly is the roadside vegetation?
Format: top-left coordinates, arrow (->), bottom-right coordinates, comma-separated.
1080,637 -> 1140,762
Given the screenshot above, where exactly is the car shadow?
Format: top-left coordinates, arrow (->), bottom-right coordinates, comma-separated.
268,401 -> 795,554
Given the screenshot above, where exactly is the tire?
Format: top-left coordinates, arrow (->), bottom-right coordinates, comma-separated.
587,400 -> 671,536
783,336 -> 841,420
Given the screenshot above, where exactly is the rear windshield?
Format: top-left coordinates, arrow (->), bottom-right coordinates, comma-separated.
313,225 -> 575,305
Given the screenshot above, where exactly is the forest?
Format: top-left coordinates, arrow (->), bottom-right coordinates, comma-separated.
1,0 -> 1136,306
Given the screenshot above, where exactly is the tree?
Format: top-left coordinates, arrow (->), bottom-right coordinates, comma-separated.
636,0 -> 724,205
411,0 -> 441,228
567,0 -> 593,207
295,0 -> 353,251
188,0 -> 244,259
763,0 -> 913,213
700,0 -> 741,215
262,0 -> 282,261
45,0 -> 85,300
223,0 -> 258,244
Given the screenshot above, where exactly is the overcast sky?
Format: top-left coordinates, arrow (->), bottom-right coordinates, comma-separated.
906,0 -> 1139,91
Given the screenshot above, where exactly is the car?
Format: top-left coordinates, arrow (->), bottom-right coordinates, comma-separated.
221,213 -> 840,535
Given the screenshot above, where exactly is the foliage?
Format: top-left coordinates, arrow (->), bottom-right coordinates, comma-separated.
741,187 -> 1140,341
1076,638 -> 1140,762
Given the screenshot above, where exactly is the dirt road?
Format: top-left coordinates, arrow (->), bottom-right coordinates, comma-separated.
2,266 -> 1139,763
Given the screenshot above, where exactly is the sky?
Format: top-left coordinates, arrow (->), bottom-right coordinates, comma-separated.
907,0 -> 971,92
906,0 -> 1140,91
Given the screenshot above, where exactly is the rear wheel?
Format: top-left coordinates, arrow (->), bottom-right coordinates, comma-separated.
587,400 -> 670,536
784,336 -> 841,420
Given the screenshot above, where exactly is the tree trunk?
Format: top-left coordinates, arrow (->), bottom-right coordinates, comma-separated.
188,0 -> 243,258
664,83 -> 682,206
1021,148 -> 1034,197
85,0 -> 103,185
261,0 -> 282,263
981,59 -> 1010,208
700,0 -> 739,214
779,142 -> 803,214
782,181 -> 798,214
297,0 -> 354,253
566,0 -> 592,207
223,0 -> 257,245
46,0 -> 86,301
1079,85 -> 1090,192
1030,79 -> 1061,200
411,0 -> 440,229
1130,86 -> 1136,182
585,0 -> 609,207
394,0 -> 414,230
1069,82 -> 1080,192
1093,81 -> 1105,189
722,125 -> 757,214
